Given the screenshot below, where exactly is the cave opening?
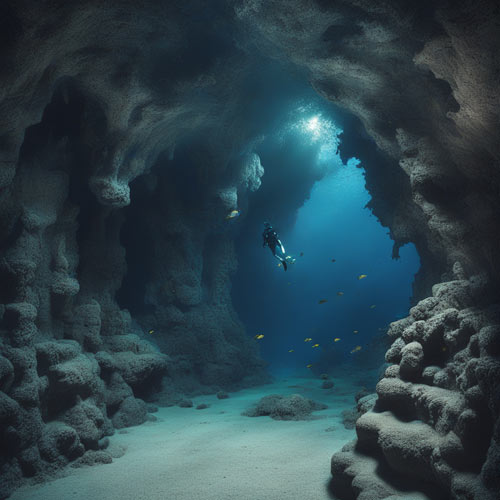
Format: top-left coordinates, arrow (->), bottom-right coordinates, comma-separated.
232,102 -> 420,381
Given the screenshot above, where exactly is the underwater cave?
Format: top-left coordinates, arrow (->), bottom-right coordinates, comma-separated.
0,1 -> 499,499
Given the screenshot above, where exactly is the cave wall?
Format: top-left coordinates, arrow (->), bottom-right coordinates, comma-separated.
0,0 -> 499,499
0,2 -> 270,496
118,143 -> 269,394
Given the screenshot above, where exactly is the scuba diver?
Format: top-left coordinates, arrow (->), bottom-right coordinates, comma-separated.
262,222 -> 287,271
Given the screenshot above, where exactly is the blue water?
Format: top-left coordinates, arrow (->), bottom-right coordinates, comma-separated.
232,111 -> 420,378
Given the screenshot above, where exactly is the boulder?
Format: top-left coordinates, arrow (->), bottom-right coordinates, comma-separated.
243,394 -> 327,420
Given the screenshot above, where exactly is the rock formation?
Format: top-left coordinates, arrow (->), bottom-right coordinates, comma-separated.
331,274 -> 500,499
243,393 -> 328,420
0,0 -> 499,498
0,3 -> 270,496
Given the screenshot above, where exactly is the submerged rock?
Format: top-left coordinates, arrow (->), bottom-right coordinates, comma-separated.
243,394 -> 327,420
111,397 -> 147,429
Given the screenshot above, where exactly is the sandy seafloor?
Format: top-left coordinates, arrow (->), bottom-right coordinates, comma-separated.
11,377 -> 361,500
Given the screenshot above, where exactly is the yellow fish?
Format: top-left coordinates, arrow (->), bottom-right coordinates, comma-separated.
312,344 -> 319,348
318,299 -> 327,304
226,210 -> 241,219
334,338 -> 341,342
288,349 -> 294,353
370,304 -> 376,309
353,330 -> 358,334
358,274 -> 367,280
306,364 -> 313,369
277,263 -> 282,267
304,338 -> 312,342
337,291 -> 344,296
148,329 -> 154,334
351,346 -> 362,353
254,334 -> 264,340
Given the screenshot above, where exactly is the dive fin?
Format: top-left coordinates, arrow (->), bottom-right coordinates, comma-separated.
282,259 -> 287,271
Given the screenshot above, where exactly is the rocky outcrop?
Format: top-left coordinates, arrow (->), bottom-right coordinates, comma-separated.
331,273 -> 500,499
0,330 -> 168,495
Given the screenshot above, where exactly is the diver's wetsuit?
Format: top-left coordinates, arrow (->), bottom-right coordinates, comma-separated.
263,225 -> 287,271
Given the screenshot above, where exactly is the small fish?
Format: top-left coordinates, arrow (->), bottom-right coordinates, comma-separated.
304,338 -> 312,342
277,262 -> 282,267
148,329 -> 155,334
331,258 -> 336,263
312,344 -> 320,348
226,209 -> 241,219
287,282 -> 292,285
318,299 -> 328,304
300,252 -> 304,257
337,291 -> 344,296
358,274 -> 367,280
353,330 -> 358,334
254,334 -> 264,340
334,338 -> 341,342
288,349 -> 294,353
370,304 -> 376,309
350,346 -> 362,353
306,364 -> 313,369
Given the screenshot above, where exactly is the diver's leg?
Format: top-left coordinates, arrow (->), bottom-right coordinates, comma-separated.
276,240 -> 287,271
273,253 -> 287,271
278,239 -> 285,255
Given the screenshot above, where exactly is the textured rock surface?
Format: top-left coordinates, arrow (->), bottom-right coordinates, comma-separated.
0,3 -> 270,496
331,276 -> 500,499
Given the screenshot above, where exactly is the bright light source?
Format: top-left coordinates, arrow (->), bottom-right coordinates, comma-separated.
281,106 -> 343,163
307,116 -> 320,132
298,113 -> 337,145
